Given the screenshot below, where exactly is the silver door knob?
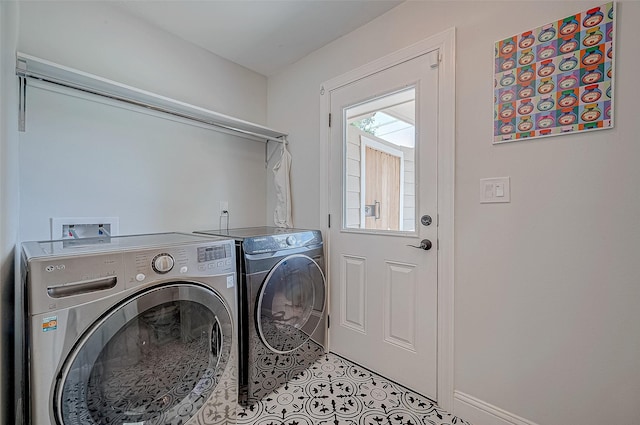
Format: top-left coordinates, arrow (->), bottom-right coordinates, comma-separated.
407,239 -> 432,250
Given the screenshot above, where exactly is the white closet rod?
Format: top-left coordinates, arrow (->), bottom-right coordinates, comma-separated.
15,53 -> 288,146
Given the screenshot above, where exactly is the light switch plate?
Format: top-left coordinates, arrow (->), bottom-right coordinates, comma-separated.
480,177 -> 510,203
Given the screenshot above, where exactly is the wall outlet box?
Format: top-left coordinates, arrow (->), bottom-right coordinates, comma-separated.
480,177 -> 510,203
220,201 -> 229,215
51,217 -> 120,240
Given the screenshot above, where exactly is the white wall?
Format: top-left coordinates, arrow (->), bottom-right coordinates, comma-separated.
18,86 -> 268,240
1,2 -> 21,423
18,2 -> 267,124
267,2 -> 640,425
17,2 -> 272,241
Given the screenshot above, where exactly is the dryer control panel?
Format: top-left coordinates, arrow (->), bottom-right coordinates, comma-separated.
243,230 -> 322,254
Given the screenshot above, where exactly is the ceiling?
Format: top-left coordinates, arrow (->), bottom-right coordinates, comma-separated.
115,0 -> 404,77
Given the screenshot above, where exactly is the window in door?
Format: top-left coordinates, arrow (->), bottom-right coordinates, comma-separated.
344,87 -> 416,232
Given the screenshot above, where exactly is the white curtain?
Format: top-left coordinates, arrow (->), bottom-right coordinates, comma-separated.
273,140 -> 293,228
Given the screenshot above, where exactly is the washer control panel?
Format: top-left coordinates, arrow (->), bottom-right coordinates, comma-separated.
124,240 -> 235,289
23,235 -> 236,313
197,244 -> 229,263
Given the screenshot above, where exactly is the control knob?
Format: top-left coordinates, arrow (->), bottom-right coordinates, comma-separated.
286,235 -> 296,246
152,253 -> 174,274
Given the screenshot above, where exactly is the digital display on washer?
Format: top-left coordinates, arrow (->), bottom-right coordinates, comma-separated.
197,245 -> 229,263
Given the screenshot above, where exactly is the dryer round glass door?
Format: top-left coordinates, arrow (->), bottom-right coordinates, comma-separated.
257,254 -> 326,353
54,283 -> 233,425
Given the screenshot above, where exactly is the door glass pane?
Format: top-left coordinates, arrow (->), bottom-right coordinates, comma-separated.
344,87 -> 416,232
59,290 -> 229,425
258,255 -> 325,353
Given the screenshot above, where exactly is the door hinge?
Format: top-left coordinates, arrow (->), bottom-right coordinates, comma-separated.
327,315 -> 330,329
329,113 -> 332,127
328,214 -> 331,228
430,51 -> 441,69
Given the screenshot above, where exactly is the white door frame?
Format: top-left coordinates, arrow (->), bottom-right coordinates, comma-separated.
319,27 -> 456,411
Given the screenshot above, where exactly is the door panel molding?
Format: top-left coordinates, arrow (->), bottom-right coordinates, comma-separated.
341,254 -> 367,333
320,27 -> 456,410
384,260 -> 417,351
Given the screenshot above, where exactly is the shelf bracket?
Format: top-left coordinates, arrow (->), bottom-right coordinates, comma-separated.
265,136 -> 288,168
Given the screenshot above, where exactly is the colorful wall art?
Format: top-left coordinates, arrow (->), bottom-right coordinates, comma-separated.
494,2 -> 614,144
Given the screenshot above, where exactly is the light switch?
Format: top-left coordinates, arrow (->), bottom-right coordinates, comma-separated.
480,177 -> 510,203
484,183 -> 493,199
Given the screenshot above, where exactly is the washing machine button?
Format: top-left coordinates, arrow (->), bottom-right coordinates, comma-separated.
135,273 -> 145,282
180,266 -> 188,274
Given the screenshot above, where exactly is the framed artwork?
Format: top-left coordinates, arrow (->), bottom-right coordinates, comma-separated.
494,2 -> 614,144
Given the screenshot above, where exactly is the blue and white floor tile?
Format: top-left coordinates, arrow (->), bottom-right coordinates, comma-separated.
237,352 -> 470,425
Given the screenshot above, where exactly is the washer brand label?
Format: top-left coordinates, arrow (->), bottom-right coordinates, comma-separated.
42,316 -> 58,332
45,264 -> 65,272
226,275 -> 234,289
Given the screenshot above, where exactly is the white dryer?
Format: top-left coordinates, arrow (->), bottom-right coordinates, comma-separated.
19,233 -> 237,425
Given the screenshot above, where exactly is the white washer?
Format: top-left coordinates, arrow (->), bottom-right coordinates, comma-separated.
19,233 -> 237,425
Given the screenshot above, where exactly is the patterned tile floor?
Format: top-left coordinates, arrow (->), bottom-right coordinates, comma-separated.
237,352 -> 470,425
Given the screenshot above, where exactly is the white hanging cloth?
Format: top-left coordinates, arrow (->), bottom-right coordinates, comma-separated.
273,139 -> 293,228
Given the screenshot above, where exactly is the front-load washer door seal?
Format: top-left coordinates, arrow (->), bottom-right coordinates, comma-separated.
54,282 -> 232,425
256,254 -> 325,354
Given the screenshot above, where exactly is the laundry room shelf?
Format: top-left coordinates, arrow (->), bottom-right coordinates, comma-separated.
15,52 -> 288,144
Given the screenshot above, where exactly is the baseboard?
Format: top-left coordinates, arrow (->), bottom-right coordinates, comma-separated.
453,391 -> 540,425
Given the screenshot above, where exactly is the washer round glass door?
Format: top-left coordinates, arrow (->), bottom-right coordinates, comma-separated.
55,283 -> 232,425
257,254 -> 325,353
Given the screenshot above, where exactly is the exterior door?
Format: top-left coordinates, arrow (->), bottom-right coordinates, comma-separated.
328,49 -> 439,399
